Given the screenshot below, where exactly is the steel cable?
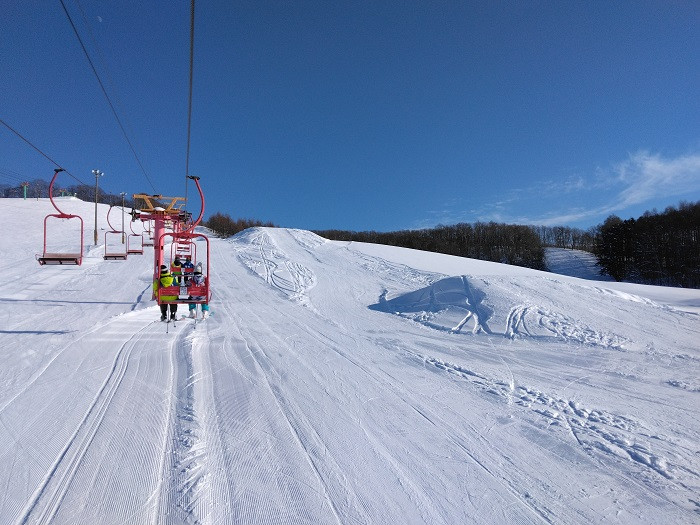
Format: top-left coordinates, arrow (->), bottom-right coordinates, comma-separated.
58,0 -> 157,193
185,0 -> 196,204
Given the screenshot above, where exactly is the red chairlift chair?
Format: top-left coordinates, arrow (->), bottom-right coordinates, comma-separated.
127,220 -> 144,255
103,205 -> 128,260
156,176 -> 211,307
157,231 -> 210,306
37,169 -> 84,266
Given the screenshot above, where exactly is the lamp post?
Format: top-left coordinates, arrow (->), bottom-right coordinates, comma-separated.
92,169 -> 104,245
120,192 -> 126,244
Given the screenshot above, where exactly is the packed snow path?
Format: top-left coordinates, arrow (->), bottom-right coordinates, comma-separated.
1,199 -> 699,524
544,247 -> 614,281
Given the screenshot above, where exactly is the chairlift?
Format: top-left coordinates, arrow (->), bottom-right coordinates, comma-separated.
37,169 -> 84,266
103,205 -> 128,260
157,231 -> 210,305
127,220 -> 144,255
142,219 -> 154,246
156,176 -> 211,306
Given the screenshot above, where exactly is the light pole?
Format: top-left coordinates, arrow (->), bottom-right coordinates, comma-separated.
120,192 -> 126,244
92,169 -> 104,245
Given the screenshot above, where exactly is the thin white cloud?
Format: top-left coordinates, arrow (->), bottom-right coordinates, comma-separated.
416,150 -> 700,228
515,205 -> 616,227
540,175 -> 587,195
614,151 -> 700,207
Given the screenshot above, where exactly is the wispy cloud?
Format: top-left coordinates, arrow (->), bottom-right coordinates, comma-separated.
614,151 -> 700,207
416,150 -> 700,228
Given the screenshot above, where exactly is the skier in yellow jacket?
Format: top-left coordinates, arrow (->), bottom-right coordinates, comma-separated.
153,264 -> 178,321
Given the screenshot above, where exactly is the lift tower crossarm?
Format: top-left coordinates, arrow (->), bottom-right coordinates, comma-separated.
132,194 -> 186,214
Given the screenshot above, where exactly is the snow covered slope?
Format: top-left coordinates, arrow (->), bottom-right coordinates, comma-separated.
545,247 -> 613,281
1,197 -> 699,524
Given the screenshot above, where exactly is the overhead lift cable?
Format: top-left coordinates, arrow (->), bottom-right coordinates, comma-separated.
0,117 -> 87,185
74,0 -> 125,120
0,168 -> 31,184
185,0 -> 196,204
58,0 -> 157,193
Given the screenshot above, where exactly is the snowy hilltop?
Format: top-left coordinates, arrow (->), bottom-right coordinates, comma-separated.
1,197 -> 699,524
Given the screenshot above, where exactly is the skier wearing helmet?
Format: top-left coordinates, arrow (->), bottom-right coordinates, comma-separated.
188,262 -> 210,319
153,264 -> 178,321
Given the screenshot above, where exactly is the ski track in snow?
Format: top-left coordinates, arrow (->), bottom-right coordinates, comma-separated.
505,305 -> 628,348
372,273 -> 638,353
211,253 -> 346,524
236,229 -> 318,309
360,316 -> 699,520
157,323 -> 210,525
417,351 -> 692,484
17,314 -> 160,525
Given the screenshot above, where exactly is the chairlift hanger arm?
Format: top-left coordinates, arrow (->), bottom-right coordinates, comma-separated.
183,176 -> 205,233
48,168 -> 70,216
106,205 -> 129,232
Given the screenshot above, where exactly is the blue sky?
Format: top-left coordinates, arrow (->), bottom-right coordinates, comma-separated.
2,1 -> 699,232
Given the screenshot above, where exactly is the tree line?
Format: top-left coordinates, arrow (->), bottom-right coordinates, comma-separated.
314,222 -> 547,270
531,225 -> 597,251
201,201 -> 700,287
203,212 -> 276,238
1,178 -> 136,208
592,201 -> 699,287
313,202 -> 699,287
203,215 -> 548,271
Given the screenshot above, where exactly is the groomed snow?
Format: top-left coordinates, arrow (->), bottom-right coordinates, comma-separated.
544,247 -> 614,282
1,197 -> 699,524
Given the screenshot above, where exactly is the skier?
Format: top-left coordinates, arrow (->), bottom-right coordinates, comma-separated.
171,256 -> 183,282
182,256 -> 195,285
188,262 -> 210,319
154,264 -> 178,321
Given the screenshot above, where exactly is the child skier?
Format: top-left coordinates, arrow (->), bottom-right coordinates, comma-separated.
171,256 -> 183,282
188,262 -> 210,319
182,256 -> 195,285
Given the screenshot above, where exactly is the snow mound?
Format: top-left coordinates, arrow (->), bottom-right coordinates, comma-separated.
371,275 -> 494,334
235,227 -> 317,308
372,274 -> 629,349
